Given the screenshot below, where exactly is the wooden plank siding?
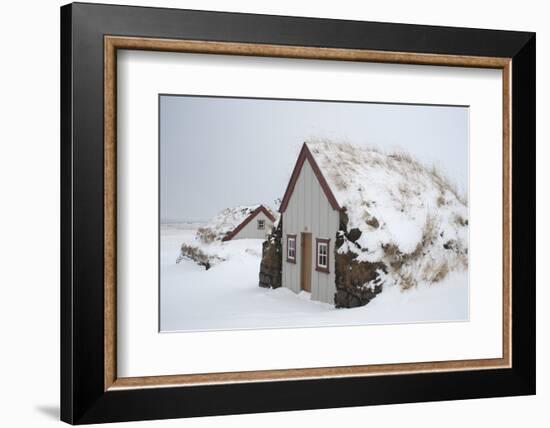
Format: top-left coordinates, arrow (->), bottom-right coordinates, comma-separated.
282,160 -> 339,304
231,211 -> 274,240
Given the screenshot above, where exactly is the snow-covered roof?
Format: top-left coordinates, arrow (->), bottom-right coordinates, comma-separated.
197,204 -> 276,243
281,141 -> 468,280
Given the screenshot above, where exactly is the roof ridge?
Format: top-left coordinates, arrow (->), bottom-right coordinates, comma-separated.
279,143 -> 341,213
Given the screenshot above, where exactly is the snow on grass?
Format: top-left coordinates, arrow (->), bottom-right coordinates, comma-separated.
307,140 -> 468,287
160,224 -> 468,332
196,205 -> 275,243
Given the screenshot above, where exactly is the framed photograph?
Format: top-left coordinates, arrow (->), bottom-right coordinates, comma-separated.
60,2 -> 535,424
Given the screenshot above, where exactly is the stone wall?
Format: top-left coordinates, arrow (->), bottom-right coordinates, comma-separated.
258,220 -> 282,289
334,210 -> 386,308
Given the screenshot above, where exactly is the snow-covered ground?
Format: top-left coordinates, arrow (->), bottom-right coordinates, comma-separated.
160,224 -> 468,332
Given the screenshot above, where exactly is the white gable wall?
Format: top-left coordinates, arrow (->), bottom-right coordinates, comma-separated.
281,160 -> 339,304
231,211 -> 274,240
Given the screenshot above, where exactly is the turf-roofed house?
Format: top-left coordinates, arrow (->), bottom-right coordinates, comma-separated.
200,205 -> 276,242
259,141 -> 469,308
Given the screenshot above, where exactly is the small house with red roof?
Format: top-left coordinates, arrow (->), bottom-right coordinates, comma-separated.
221,205 -> 277,241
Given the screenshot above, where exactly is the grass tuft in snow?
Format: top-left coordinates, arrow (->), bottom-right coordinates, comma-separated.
177,244 -> 224,270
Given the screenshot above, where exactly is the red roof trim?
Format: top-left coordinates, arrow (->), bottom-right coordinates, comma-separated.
279,143 -> 341,213
222,205 -> 276,241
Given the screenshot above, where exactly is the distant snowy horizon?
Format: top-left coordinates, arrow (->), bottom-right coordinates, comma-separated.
161,219 -> 208,225
160,95 -> 468,223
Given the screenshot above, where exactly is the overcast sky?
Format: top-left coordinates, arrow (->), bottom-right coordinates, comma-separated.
160,95 -> 468,223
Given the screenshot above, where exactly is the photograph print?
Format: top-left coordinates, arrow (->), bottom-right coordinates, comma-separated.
160,95 -> 469,332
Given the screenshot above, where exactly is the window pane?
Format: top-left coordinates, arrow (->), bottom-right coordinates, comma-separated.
288,237 -> 296,260
318,242 -> 328,268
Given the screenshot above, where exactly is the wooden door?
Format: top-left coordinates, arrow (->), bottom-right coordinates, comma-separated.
300,233 -> 312,292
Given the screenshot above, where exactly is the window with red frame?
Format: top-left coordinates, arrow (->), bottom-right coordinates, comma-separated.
287,235 -> 296,263
316,239 -> 330,272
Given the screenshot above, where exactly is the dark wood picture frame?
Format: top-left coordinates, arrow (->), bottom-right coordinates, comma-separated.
61,2 -> 535,424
